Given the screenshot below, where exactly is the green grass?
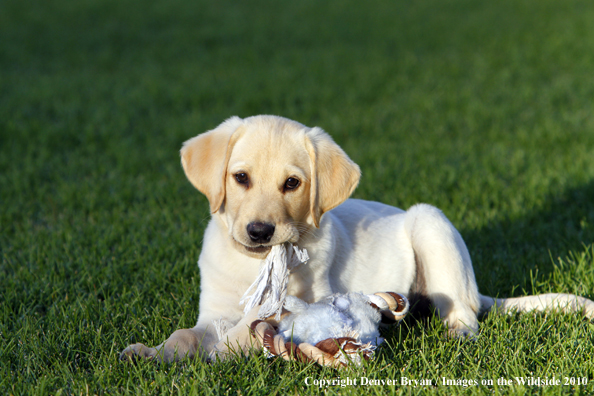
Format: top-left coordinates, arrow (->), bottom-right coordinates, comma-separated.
2,0 -> 594,394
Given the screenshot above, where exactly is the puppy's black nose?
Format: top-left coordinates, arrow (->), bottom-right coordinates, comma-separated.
247,222 -> 275,243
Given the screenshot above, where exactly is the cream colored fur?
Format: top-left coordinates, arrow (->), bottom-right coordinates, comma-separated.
120,115 -> 594,362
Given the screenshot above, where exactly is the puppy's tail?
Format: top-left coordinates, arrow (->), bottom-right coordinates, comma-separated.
479,293 -> 594,319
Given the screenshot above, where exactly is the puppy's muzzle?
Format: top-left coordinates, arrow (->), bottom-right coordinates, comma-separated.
247,222 -> 275,244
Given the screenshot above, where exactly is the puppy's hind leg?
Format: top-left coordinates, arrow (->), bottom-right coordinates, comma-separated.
404,204 -> 481,336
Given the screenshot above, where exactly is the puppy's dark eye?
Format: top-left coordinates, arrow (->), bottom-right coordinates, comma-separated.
235,172 -> 249,186
284,177 -> 300,191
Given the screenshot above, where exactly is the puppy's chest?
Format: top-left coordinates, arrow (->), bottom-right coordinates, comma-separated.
232,260 -> 263,290
285,262 -> 329,303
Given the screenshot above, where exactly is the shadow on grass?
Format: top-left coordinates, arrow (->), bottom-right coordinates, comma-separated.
461,180 -> 594,297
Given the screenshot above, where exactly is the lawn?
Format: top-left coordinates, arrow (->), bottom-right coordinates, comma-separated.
1,0 -> 594,394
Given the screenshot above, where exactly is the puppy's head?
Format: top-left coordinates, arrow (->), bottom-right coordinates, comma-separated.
181,115 -> 360,258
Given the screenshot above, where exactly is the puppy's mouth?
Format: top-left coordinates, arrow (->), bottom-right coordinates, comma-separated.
244,244 -> 272,254
231,237 -> 273,257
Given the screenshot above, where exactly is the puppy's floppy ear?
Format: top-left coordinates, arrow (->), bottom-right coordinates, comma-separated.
305,127 -> 361,227
180,116 -> 244,213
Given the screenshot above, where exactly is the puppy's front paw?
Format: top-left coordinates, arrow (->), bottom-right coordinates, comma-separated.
119,343 -> 160,362
209,335 -> 256,361
120,328 -> 209,363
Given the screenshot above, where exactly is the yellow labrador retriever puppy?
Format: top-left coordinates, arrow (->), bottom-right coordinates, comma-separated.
121,115 -> 594,362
